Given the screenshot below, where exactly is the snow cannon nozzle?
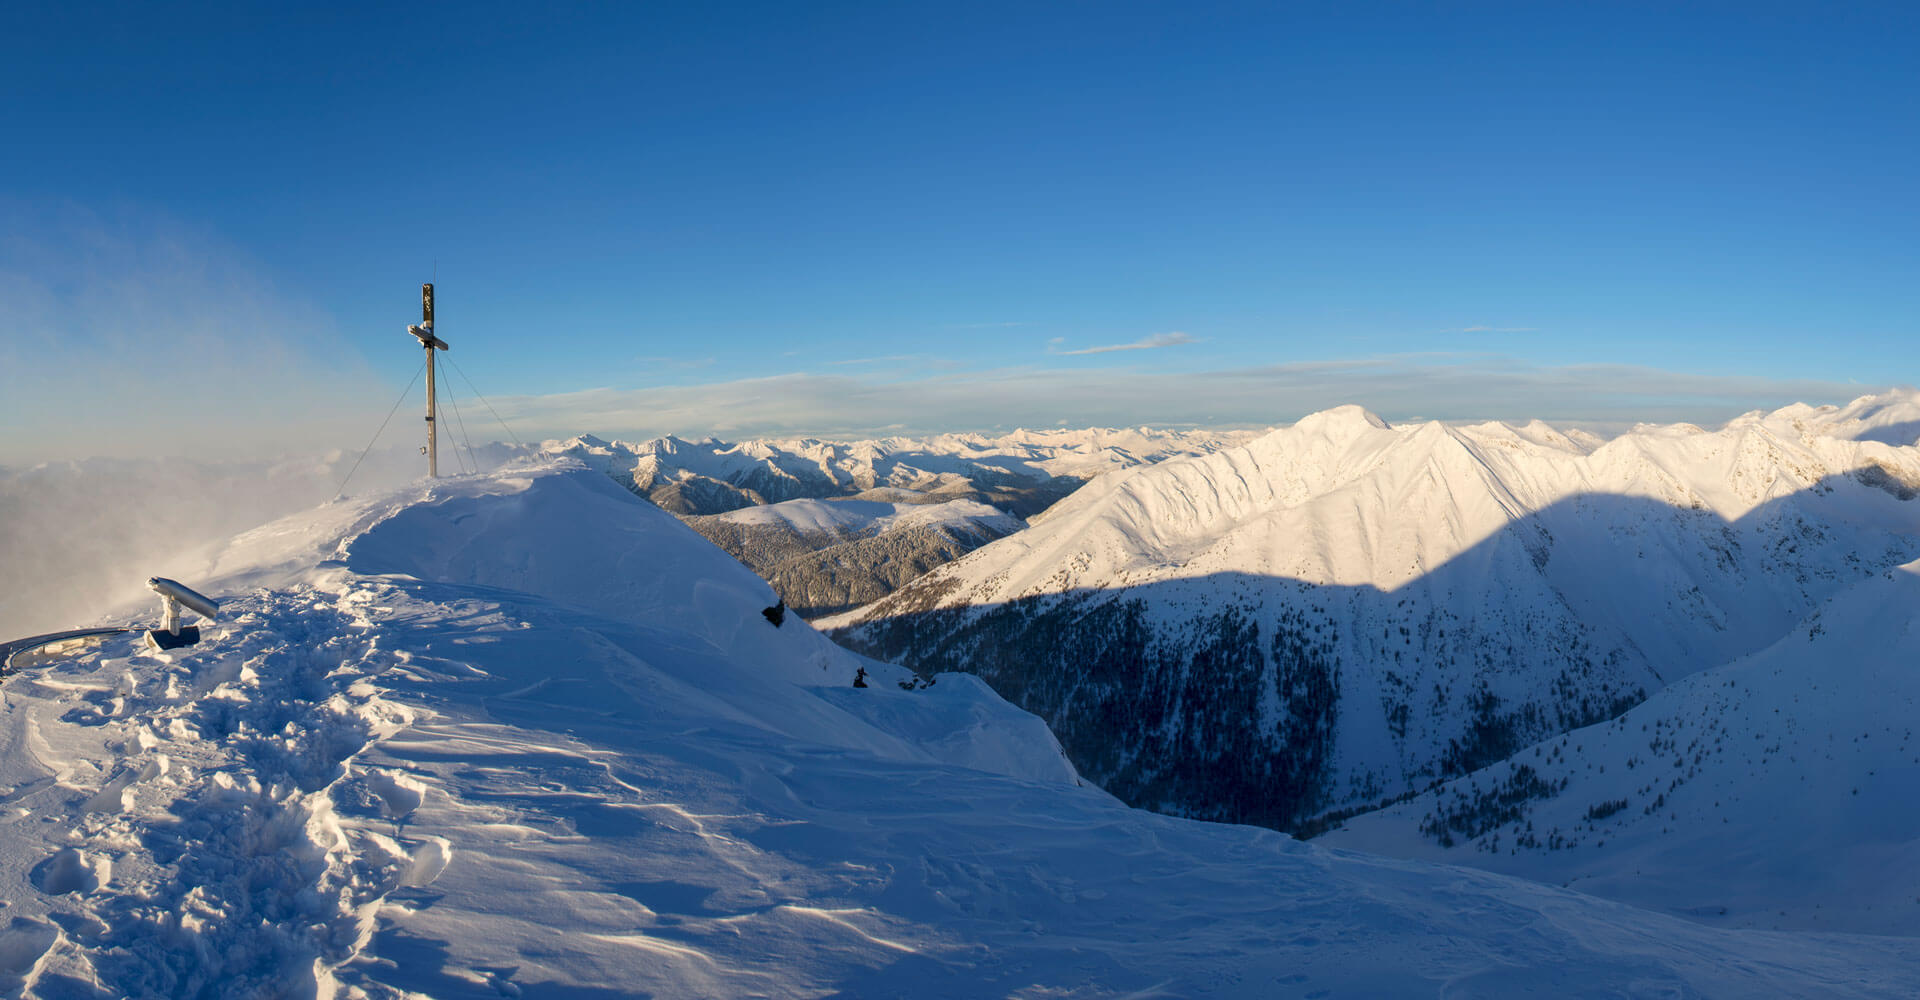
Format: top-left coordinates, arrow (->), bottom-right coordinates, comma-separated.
146,577 -> 218,651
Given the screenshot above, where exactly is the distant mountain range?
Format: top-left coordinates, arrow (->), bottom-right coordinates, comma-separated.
538,427 -> 1257,517
827,393 -> 1920,851
538,427 -> 1255,616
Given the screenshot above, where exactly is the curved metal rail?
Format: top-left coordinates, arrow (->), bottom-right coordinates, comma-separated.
0,628 -> 131,674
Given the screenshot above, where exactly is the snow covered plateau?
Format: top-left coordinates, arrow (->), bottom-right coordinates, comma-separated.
5,455 -> 1918,997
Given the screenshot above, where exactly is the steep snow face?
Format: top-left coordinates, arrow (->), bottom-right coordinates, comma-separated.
1323,555 -> 1920,935
829,393 -> 1920,833
687,498 -> 1025,619
539,426 -> 1257,517
5,464 -> 1918,997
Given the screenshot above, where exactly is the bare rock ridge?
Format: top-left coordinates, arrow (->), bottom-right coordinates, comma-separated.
826,393 -> 1920,841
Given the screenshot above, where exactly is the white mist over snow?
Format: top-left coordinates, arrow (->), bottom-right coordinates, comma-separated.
3,463 -> 1915,996
0,445 -> 532,640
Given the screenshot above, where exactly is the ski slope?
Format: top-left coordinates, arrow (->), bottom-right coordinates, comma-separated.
0,465 -> 1915,997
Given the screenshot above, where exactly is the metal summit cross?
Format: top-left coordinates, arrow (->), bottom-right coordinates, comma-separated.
407,283 -> 450,477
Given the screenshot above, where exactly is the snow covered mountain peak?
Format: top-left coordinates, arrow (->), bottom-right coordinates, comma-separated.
1792,387 -> 1920,444
1288,403 -> 1393,436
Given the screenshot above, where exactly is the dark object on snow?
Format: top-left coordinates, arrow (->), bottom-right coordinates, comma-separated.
147,626 -> 201,651
897,674 -> 936,691
761,601 -> 786,627
853,667 -> 869,688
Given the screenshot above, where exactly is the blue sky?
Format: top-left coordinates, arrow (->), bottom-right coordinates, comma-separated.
3,2 -> 1916,459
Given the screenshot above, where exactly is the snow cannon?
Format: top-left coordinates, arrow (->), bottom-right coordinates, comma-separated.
146,577 -> 218,651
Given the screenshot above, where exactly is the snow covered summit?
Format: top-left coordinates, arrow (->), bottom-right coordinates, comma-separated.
1,463 -> 1915,996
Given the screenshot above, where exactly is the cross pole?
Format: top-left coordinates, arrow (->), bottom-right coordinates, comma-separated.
407,283 -> 450,477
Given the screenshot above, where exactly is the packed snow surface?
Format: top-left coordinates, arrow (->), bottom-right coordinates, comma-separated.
2,464 -> 1917,996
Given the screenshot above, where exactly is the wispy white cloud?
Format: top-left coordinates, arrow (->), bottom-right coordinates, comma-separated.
479,355 -> 1880,444
634,355 -> 716,369
1048,331 -> 1200,356
824,354 -> 957,368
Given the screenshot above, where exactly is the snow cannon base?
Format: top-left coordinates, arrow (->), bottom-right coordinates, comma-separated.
146,626 -> 201,651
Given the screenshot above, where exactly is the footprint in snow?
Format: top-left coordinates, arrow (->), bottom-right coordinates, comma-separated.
402,836 -> 453,888
30,848 -> 108,895
367,770 -> 426,824
0,917 -> 58,990
83,756 -> 168,814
